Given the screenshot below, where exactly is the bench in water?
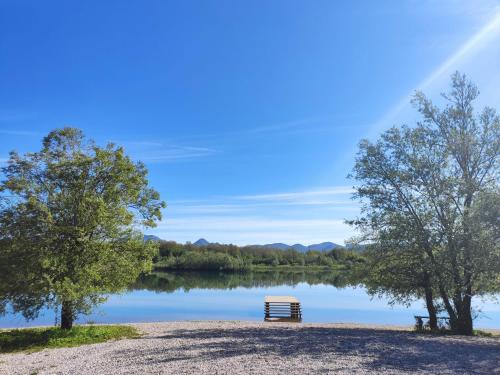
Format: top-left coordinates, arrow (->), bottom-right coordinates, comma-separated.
264,296 -> 302,322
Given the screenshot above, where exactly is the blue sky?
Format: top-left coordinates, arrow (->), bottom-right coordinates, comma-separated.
1,0 -> 500,245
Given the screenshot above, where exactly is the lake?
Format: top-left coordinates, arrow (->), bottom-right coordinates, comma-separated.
1,270 -> 499,328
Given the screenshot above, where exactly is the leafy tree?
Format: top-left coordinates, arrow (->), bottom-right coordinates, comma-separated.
0,128 -> 165,329
360,239 -> 440,330
350,73 -> 500,335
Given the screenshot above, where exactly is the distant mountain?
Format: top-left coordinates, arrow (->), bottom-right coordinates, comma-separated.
143,234 -> 161,242
307,242 -> 342,251
263,243 -> 290,251
291,243 -> 308,252
143,236 -> 347,252
193,238 -> 210,247
261,241 -> 343,252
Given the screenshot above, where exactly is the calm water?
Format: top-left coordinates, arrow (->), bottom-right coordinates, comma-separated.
1,271 -> 499,328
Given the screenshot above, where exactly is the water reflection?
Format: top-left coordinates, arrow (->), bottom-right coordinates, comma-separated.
132,269 -> 358,293
1,270 -> 498,328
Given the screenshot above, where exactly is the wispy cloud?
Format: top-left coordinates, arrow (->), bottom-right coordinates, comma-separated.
117,140 -> 164,147
247,116 -> 336,134
148,186 -> 360,245
156,115 -> 355,145
156,217 -> 346,231
0,129 -> 43,137
167,186 -> 356,209
168,201 -> 359,215
0,108 -> 38,123
137,146 -> 218,162
236,186 -> 354,202
168,204 -> 248,215
152,216 -> 353,246
118,139 -> 218,163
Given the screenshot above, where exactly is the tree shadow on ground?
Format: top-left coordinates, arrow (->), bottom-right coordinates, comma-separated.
119,325 -> 500,374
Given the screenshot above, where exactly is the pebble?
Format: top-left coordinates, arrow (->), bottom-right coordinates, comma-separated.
1,321 -> 499,374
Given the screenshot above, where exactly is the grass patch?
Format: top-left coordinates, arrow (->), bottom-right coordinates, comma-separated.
473,330 -> 495,337
413,328 -> 498,337
0,325 -> 140,353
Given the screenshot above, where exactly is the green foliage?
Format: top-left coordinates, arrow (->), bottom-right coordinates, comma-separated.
132,269 -> 359,293
0,128 -> 165,328
0,325 -> 140,353
411,327 -> 496,337
350,72 -> 500,335
152,240 -> 365,272
359,244 -> 431,307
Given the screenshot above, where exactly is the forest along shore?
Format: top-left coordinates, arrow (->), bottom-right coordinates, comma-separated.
1,321 -> 499,375
151,240 -> 365,272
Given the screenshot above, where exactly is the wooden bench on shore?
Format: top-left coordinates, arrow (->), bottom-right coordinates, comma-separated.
264,296 -> 302,322
414,315 -> 450,330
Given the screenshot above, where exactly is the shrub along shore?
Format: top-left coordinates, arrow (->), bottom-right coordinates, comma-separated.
151,240 -> 365,272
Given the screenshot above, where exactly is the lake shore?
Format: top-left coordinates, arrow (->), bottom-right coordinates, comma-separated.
1,321 -> 499,374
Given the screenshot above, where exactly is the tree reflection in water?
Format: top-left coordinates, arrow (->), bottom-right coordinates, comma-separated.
131,270 -> 362,293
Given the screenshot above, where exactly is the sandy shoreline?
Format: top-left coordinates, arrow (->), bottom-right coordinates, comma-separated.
1,321 -> 499,374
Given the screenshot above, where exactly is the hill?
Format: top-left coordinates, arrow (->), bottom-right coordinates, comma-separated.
193,238 -> 210,247
149,237 -> 347,252
261,241 -> 343,252
143,235 -> 161,242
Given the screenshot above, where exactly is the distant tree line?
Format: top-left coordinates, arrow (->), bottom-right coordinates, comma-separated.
151,241 -> 365,272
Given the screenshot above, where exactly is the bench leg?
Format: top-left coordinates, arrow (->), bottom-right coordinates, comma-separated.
291,303 -> 299,320
415,317 -> 424,331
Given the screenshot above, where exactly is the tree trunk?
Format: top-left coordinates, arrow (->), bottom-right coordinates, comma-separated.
450,296 -> 473,335
61,300 -> 74,330
423,243 -> 457,324
437,282 -> 457,321
423,276 -> 438,330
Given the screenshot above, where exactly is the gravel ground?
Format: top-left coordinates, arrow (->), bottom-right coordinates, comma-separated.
1,321 -> 499,375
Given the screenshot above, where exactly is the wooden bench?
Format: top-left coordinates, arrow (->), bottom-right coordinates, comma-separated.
414,315 -> 450,330
264,296 -> 302,322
